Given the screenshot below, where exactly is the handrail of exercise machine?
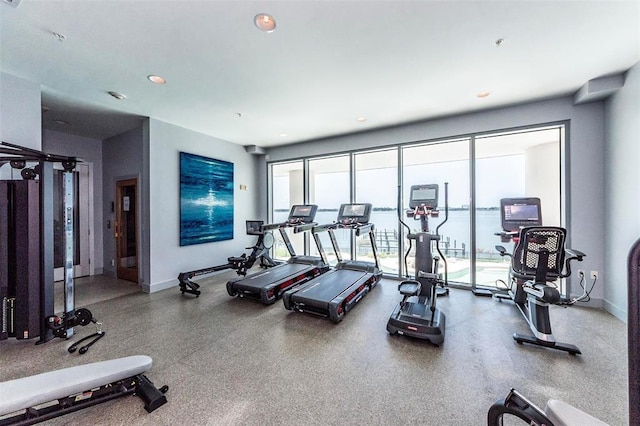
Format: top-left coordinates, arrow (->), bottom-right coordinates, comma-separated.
628,237 -> 640,426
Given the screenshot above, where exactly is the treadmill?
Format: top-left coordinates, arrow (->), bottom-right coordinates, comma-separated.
226,205 -> 329,305
282,203 -> 382,323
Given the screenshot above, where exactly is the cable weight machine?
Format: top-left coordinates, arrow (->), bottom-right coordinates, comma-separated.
0,141 -> 103,353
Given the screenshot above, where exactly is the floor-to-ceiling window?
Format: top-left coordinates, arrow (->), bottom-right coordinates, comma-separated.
308,155 -> 350,265
402,139 -> 471,283
354,148 -> 398,272
269,161 -> 304,260
473,127 -> 562,290
267,124 -> 564,289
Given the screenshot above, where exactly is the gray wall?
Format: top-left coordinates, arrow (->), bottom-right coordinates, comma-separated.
102,126 -> 144,281
43,129 -> 104,274
146,119 -> 260,293
265,96 -> 607,310
603,61 -> 640,321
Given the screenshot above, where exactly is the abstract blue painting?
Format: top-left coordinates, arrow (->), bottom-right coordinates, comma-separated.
180,152 -> 234,246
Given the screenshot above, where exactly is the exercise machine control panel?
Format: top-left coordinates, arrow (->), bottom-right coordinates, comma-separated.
336,203 -> 372,225
286,204 -> 318,225
407,184 -> 439,219
246,220 -> 264,236
500,197 -> 542,232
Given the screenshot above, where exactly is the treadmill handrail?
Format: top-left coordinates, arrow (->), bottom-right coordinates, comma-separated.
261,219 -> 313,232
312,221 -> 372,234
293,222 -> 317,233
311,223 -> 336,233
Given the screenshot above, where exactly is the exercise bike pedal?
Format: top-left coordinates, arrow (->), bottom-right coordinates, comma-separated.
398,280 -> 421,297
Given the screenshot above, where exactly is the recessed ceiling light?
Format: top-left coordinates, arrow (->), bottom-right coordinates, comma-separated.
476,91 -> 490,98
52,32 -> 66,42
279,133 -> 288,137
254,13 -> 276,32
356,117 -> 367,122
53,119 -> 69,125
495,38 -> 505,47
147,75 -> 166,84
2,0 -> 22,9
108,91 -> 127,100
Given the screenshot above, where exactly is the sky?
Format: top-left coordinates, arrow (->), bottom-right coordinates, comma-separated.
274,155 -> 526,211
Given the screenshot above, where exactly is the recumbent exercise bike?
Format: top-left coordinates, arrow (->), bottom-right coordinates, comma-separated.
494,198 -> 585,354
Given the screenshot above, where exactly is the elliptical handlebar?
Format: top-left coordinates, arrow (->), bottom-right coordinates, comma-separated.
434,182 -> 449,286
434,182 -> 449,236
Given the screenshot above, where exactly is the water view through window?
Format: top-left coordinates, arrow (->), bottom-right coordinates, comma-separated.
268,126 -> 563,290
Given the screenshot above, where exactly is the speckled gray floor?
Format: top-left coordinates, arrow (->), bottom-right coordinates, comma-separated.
0,272 -> 629,425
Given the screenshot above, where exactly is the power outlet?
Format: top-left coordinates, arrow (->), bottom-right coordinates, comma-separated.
590,270 -> 598,280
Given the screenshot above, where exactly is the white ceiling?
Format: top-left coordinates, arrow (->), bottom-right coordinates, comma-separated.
1,1 -> 639,147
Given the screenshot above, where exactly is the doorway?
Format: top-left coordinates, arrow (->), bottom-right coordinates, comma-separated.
115,178 -> 138,283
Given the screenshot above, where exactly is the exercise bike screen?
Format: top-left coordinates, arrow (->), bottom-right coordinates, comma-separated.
504,204 -> 539,222
500,198 -> 542,232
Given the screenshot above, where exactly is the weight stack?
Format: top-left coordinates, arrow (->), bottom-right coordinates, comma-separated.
3,180 -> 41,339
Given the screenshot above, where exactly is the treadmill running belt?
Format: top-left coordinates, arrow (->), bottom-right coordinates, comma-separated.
232,263 -> 313,291
293,269 -> 368,304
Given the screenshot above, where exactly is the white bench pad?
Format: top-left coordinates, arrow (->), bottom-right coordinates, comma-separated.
545,399 -> 610,426
0,355 -> 152,416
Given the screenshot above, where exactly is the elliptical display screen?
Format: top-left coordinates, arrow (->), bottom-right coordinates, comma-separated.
500,198 -> 542,232
409,184 -> 438,209
337,203 -> 372,223
288,205 -> 318,222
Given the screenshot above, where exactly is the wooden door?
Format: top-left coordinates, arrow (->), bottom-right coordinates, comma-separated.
115,178 -> 138,283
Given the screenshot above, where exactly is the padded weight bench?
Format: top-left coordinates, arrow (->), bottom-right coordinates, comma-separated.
0,355 -> 168,425
487,388 -> 609,426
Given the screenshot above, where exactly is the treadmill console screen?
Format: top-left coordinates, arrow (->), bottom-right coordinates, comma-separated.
287,204 -> 318,223
409,184 -> 438,209
245,220 -> 264,236
337,203 -> 372,223
500,197 -> 542,232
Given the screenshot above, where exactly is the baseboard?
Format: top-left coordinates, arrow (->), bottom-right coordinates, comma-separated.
602,299 -> 627,322
143,279 -> 177,294
144,268 -> 233,294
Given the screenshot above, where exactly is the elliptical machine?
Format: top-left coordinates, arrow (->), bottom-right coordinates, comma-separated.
386,183 -> 449,345
494,198 -> 586,354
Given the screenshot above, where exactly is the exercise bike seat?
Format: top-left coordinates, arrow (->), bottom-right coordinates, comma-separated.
545,399 -> 609,426
522,281 -> 561,304
398,280 -> 421,297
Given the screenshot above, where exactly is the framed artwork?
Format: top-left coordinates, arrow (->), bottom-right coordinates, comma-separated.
179,152 -> 234,246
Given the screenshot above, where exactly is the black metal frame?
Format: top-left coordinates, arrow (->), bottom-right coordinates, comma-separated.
495,226 -> 585,354
0,141 -> 101,351
0,374 -> 167,426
